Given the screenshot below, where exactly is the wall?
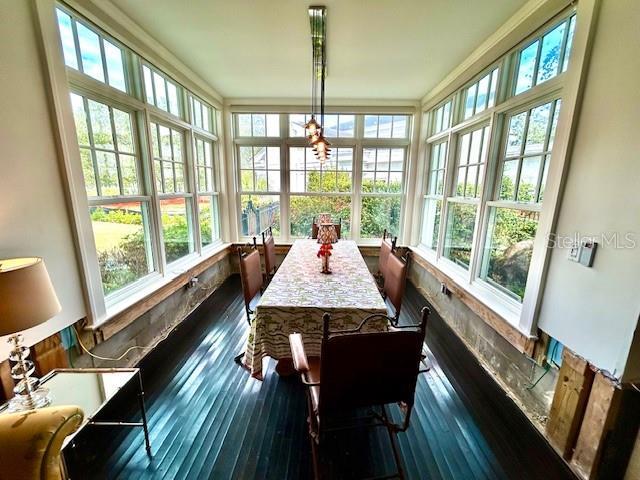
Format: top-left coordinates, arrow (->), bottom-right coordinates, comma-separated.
409,261 -> 558,425
537,0 -> 640,380
0,0 -> 86,359
72,253 -> 232,368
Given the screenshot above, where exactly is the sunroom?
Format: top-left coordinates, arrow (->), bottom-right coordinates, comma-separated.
0,0 -> 638,479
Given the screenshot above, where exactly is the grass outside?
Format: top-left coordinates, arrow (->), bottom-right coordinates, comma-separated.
92,221 -> 140,251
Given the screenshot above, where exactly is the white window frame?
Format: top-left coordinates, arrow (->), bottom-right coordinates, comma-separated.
35,0 -> 226,326
231,110 -> 413,244
413,2 -> 598,338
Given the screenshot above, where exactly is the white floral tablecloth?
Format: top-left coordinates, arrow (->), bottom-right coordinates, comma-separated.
244,239 -> 388,379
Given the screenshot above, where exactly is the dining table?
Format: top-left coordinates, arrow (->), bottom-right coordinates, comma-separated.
243,239 -> 389,379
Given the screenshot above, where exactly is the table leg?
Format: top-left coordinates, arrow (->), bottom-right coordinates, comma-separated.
137,371 -> 152,456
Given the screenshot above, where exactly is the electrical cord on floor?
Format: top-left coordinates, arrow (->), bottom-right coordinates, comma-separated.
73,282 -> 216,363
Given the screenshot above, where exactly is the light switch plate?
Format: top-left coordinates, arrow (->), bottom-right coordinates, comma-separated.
568,242 -> 581,262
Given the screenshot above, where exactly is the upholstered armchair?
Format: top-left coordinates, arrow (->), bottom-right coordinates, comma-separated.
0,405 -> 84,480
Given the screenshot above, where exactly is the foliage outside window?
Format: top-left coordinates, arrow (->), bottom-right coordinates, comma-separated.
234,113 -> 411,240
56,5 -> 222,307
419,11 -> 575,311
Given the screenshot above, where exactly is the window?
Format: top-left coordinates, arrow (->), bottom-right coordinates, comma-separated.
54,6 -> 222,316
421,141 -> 447,250
364,115 -> 409,139
237,113 -> 279,137
431,100 -> 452,135
238,145 -> 281,236
514,14 -> 576,95
361,147 -> 405,238
289,114 -> 355,138
70,93 -> 154,294
234,112 -> 411,241
290,147 -> 353,237
418,10 -> 576,322
190,95 -> 213,133
56,8 -> 126,92
143,64 -> 180,116
464,68 -> 499,119
194,137 -> 219,247
479,99 -> 561,300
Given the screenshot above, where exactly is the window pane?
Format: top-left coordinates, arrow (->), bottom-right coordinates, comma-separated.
198,195 -> 219,247
378,115 -> 393,138
160,198 -> 193,263
266,114 -> 280,137
488,70 -> 498,108
77,22 -> 104,82
56,9 -> 78,69
167,82 -> 179,116
443,202 -> 477,269
70,93 -> 89,146
290,195 -> 351,238
240,194 -> 280,237
88,99 -> 113,150
96,151 -> 118,195
113,109 -> 133,153
90,202 -> 153,295
499,160 -> 518,200
537,22 -> 566,84
475,74 -> 490,114
392,115 -> 408,138
339,115 -> 355,137
104,40 -> 126,92
120,154 -> 138,195
80,149 -> 97,196
525,102 -> 551,155
464,84 -> 476,119
153,72 -> 167,111
506,112 -> 526,157
143,66 -> 154,104
562,16 -> 576,72
252,114 -> 266,136
289,114 -> 308,137
517,156 -> 541,202
361,196 -> 401,239
421,198 -> 442,250
515,40 -> 539,95
481,208 -> 539,301
323,115 -> 338,137
238,114 -> 252,136
364,115 -> 378,137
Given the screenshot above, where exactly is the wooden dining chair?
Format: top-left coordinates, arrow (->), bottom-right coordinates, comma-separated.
383,251 -> 409,326
376,229 -> 397,290
261,226 -> 277,283
289,307 -> 430,479
235,239 -> 263,364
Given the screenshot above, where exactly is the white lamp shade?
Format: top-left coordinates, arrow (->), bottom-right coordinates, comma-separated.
0,258 -> 61,336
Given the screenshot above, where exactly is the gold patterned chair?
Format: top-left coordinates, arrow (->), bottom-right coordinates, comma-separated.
0,405 -> 84,480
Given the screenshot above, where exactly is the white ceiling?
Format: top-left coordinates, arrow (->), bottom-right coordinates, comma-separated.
109,0 -> 528,101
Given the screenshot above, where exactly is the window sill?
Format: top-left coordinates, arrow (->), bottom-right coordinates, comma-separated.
409,245 -> 537,356
90,241 -> 231,339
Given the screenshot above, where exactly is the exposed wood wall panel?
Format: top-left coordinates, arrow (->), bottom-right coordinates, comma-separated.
546,349 -> 595,459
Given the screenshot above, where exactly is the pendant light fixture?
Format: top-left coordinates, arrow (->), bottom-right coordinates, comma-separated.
306,6 -> 331,163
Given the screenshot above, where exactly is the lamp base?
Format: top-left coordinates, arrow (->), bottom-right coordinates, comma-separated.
7,386 -> 50,412
6,334 -> 51,412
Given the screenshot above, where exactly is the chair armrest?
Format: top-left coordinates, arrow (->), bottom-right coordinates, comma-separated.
289,333 -> 310,373
0,405 -> 84,479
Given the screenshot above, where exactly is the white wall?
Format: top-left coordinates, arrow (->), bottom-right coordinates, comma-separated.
537,0 -> 640,380
0,0 -> 86,358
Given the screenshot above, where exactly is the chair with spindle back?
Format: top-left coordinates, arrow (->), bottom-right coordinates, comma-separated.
235,238 -> 263,364
261,226 -> 278,283
383,250 -> 409,326
289,307 -> 430,479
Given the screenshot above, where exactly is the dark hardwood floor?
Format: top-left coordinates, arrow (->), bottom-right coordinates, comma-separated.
69,275 -> 575,479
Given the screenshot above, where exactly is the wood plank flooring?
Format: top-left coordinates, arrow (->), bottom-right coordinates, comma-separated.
68,275 -> 575,479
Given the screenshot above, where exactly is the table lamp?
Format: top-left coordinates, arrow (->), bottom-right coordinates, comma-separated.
0,257 -> 61,411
